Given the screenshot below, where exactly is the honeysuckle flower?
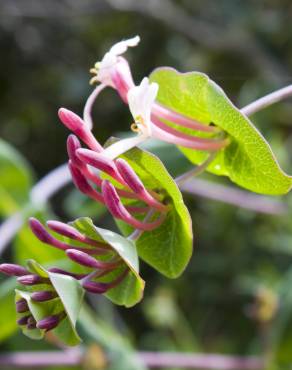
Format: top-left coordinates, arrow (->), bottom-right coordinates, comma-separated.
89,35 -> 140,89
128,77 -> 158,137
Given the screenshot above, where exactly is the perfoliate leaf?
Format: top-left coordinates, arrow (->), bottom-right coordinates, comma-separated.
116,145 -> 193,279
71,217 -> 145,307
150,67 -> 292,195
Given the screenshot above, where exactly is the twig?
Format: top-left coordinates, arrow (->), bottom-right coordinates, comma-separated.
175,152 -> 217,186
241,84 -> 292,116
181,178 -> 286,215
0,350 -> 264,369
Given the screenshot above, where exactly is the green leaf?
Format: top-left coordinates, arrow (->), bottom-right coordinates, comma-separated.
114,146 -> 193,279
0,278 -> 18,341
16,260 -> 84,346
0,138 -> 34,216
150,67 -> 292,195
71,217 -> 145,307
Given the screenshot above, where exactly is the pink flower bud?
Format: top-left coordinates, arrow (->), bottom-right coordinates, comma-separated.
58,108 -> 103,152
17,274 -> 49,286
16,299 -> 29,313
36,314 -> 61,331
101,180 -> 125,219
0,263 -> 28,277
46,220 -> 84,241
76,149 -> 122,181
115,158 -> 145,194
66,249 -> 119,270
17,315 -> 31,326
67,134 -> 83,167
31,291 -> 56,302
82,280 -> 108,294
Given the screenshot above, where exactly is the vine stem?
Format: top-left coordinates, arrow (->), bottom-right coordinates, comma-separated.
0,84 -> 291,255
175,152 -> 217,186
241,84 -> 292,116
0,350 -> 264,369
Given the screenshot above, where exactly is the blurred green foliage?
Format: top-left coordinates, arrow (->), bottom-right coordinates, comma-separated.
1,1 -> 292,369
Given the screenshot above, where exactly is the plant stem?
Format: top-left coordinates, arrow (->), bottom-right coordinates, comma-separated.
175,152 -> 217,186
83,84 -> 106,129
241,84 -> 292,116
181,178 -> 286,215
0,350 -> 264,369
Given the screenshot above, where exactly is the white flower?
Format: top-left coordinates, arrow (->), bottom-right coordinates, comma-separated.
91,36 -> 140,86
127,77 -> 159,136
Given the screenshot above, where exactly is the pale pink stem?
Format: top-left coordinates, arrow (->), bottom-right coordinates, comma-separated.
151,117 -> 228,151
83,84 -> 106,130
152,103 -> 218,133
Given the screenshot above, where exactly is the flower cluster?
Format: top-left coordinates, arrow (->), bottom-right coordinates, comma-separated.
0,262 -> 66,332
0,35 -> 220,342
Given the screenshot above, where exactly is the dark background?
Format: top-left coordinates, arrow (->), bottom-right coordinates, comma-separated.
1,1 -> 292,369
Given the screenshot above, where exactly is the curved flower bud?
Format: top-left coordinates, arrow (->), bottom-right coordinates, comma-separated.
17,274 -> 50,286
37,313 -> 65,331
128,77 -> 159,136
0,263 -> 28,277
29,217 -> 106,255
101,180 -> 165,231
58,108 -> 103,152
31,291 -> 57,302
66,249 -> 120,270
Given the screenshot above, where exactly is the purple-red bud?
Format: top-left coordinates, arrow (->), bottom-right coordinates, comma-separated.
31,291 -> 56,302
67,134 -> 83,167
17,315 -> 31,326
29,218 -> 54,244
58,108 -> 84,132
58,108 -> 103,152
48,267 -> 86,279
66,249 -> 101,269
36,314 -> 61,331
0,263 -> 28,277
76,149 -> 119,179
27,316 -> 37,330
115,158 -> 145,194
17,274 -> 49,286
46,220 -> 84,241
16,299 -> 29,313
69,161 -> 93,195
101,180 -> 125,219
82,280 -> 108,294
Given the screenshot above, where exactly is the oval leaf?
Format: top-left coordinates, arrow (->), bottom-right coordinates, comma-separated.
150,67 -> 292,195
